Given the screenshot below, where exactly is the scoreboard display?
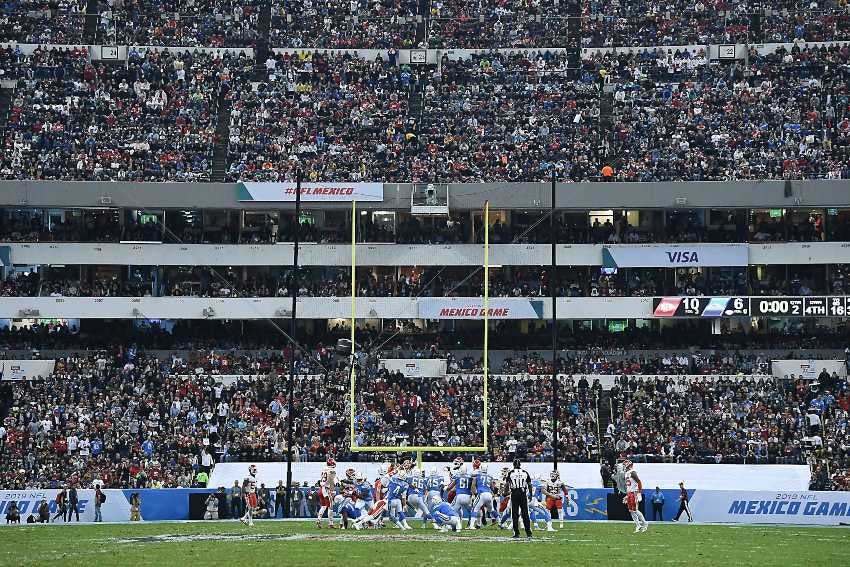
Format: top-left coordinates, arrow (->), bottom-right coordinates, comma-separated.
652,296 -> 850,318
652,297 -> 749,317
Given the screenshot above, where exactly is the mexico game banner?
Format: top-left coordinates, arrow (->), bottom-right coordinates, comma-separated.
603,243 -> 748,268
238,182 -> 383,202
418,298 -> 544,319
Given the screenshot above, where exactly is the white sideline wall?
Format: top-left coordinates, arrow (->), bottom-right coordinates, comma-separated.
208,462 -> 810,491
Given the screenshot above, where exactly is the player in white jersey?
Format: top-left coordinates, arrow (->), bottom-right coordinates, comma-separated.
239,464 -> 258,527
544,470 -> 573,528
316,456 -> 338,528
623,460 -> 648,533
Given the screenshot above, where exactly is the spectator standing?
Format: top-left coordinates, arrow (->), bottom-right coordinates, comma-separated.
52,488 -> 67,522
67,485 -> 80,521
37,499 -> 50,523
673,482 -> 693,522
200,447 -> 214,476
94,486 -> 105,522
651,487 -> 665,521
275,481 -> 286,518
230,481 -> 242,519
5,501 -> 20,524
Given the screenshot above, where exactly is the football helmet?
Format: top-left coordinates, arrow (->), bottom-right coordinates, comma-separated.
479,463 -> 488,474
333,494 -> 344,506
248,464 -> 257,476
550,470 -> 560,481
452,457 -> 464,470
429,466 -> 438,476
326,456 -> 337,469
345,468 -> 356,480
472,458 -> 481,470
623,459 -> 634,471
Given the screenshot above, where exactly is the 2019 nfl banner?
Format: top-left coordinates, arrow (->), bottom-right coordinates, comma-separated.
238,182 -> 383,202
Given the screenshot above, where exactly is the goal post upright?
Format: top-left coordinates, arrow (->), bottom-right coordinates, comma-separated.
483,200 -> 489,453
349,200 -> 356,447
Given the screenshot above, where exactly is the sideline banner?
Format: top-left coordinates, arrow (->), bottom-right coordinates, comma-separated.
603,244 -> 748,268
0,359 -> 55,381
418,298 -> 544,319
688,490 -> 850,526
0,489 -> 131,522
238,182 -> 383,202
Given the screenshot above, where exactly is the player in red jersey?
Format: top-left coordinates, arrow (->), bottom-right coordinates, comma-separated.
316,456 -> 338,528
622,461 -> 648,533
239,464 -> 258,527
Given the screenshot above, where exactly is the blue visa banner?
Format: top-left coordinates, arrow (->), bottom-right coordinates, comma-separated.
603,244 -> 748,268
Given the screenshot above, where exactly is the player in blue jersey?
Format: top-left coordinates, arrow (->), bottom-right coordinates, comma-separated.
469,463 -> 495,529
407,469 -> 431,525
531,476 -> 556,531
449,464 -> 473,521
428,494 -> 462,532
425,466 -> 445,499
387,469 -> 412,530
335,494 -> 386,530
355,472 -> 374,511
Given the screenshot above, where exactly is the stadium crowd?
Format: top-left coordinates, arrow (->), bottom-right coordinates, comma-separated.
0,349 -> 847,490
0,47 -> 254,182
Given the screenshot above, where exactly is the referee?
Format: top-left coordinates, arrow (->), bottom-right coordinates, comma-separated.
508,458 -> 533,539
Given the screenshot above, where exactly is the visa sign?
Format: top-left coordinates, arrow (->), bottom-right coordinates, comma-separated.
603,244 -> 748,268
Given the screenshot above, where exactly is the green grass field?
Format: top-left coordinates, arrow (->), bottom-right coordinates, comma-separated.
1,520 -> 848,566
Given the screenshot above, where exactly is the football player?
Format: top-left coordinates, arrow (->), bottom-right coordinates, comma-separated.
316,456 -> 338,528
429,494 -> 462,533
449,463 -> 473,522
531,475 -> 556,531
407,468 -> 432,525
544,470 -> 572,528
469,463 -> 494,529
387,468 -> 412,530
335,494 -> 387,530
239,464 -> 258,527
623,460 -> 648,533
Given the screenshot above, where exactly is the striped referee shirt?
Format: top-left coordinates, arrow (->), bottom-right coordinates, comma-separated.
508,469 -> 532,492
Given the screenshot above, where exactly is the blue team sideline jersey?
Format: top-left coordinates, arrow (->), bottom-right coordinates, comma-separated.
475,472 -> 493,493
340,501 -> 362,519
455,474 -> 472,495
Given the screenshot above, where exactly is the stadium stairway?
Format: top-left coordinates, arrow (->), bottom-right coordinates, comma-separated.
598,85 -> 615,163
254,1 -> 273,80
0,88 -> 13,132
211,90 -> 232,182
597,390 -> 613,442
415,0 -> 429,45
84,0 -> 99,45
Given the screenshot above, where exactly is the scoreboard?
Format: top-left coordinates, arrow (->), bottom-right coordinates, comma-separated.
652,296 -> 850,317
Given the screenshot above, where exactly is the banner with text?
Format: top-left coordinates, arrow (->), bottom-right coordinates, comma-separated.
688,490 -> 850,525
0,489 -> 132,522
771,359 -> 846,379
603,244 -> 748,268
379,358 -> 448,377
0,359 -> 55,381
238,182 -> 383,202
418,298 -> 544,320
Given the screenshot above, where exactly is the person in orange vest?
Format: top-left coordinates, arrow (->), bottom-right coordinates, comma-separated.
601,164 -> 614,181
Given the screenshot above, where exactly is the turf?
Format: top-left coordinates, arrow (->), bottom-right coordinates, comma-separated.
1,520 -> 848,566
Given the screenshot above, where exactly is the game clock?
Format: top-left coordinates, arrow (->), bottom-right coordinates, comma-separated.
652,296 -> 749,317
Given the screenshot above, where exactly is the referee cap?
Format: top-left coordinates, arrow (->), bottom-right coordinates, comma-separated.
512,458 -> 521,469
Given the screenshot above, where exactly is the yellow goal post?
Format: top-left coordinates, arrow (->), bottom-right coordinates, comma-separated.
348,200 -> 492,466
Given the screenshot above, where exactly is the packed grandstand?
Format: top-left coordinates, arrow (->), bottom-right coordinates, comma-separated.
0,0 -> 850,539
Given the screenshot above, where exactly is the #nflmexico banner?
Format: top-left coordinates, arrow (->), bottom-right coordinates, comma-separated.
238,182 -> 383,202
0,359 -> 55,381
603,244 -> 748,268
418,298 -> 544,320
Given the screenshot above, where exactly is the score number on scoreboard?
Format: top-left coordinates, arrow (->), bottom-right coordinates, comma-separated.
652,296 -> 749,317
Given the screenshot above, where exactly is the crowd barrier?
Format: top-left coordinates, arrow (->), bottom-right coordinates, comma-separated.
3,488 -> 848,526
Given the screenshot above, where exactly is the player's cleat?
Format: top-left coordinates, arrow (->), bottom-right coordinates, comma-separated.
239,517 -> 247,526
546,526 -> 556,532
634,526 -> 642,533
526,535 -> 532,540
639,525 -> 648,533
248,521 -> 255,527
